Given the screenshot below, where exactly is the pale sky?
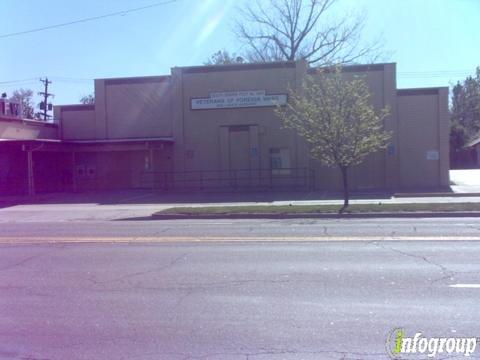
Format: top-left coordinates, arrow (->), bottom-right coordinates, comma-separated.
0,0 -> 479,107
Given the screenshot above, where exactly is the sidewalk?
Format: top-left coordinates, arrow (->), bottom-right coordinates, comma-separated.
1,190 -> 480,222
450,169 -> 480,193
1,169 -> 479,222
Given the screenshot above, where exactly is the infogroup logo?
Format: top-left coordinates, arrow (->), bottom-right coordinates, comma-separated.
386,328 -> 478,358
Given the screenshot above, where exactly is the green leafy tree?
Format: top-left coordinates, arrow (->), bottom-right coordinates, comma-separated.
276,69 -> 390,213
450,67 -> 480,157
9,88 -> 35,119
204,50 -> 245,65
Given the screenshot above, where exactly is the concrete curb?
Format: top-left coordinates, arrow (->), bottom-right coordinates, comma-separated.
393,193 -> 480,198
151,211 -> 480,220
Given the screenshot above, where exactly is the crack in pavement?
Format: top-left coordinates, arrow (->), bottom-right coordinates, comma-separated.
165,289 -> 195,322
370,242 -> 480,285
127,277 -> 294,295
15,347 -> 468,360
0,253 -> 44,272
87,252 -> 188,286
372,241 -> 454,283
0,284 -> 55,298
467,224 -> 480,232
83,275 -> 295,297
129,348 -> 389,360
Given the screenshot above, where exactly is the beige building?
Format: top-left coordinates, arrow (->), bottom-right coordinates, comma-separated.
1,61 -> 449,195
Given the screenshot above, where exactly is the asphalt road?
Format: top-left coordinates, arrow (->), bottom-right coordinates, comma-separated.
1,218 -> 480,359
0,217 -> 480,241
0,222 -> 480,359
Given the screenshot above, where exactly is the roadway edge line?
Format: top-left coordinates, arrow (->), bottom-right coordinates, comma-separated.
1,236 -> 480,244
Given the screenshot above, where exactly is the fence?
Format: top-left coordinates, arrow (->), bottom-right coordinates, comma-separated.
141,167 -> 315,192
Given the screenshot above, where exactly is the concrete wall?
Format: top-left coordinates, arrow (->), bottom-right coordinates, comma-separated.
55,105 -> 96,140
70,143 -> 173,191
57,78 -> 174,141
305,64 -> 396,191
397,88 -> 450,189
51,60 -> 449,192
173,62 -> 309,189
0,117 -> 58,140
96,76 -> 173,139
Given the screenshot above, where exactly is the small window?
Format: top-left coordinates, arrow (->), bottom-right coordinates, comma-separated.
270,148 -> 291,175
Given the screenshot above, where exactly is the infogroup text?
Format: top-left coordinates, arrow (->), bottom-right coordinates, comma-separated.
386,329 -> 477,358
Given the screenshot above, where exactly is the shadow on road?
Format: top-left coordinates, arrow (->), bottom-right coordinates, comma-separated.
0,189 -> 393,209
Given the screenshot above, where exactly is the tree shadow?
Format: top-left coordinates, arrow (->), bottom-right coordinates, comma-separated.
0,188 -> 394,209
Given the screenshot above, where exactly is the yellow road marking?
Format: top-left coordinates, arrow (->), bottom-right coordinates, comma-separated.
0,236 -> 480,244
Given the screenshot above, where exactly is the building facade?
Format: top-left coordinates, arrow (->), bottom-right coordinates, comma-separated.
1,61 -> 449,195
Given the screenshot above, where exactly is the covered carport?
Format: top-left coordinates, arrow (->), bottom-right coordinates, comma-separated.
0,137 -> 174,196
68,138 -> 174,191
0,139 -> 73,196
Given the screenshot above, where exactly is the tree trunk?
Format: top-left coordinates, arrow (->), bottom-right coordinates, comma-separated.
339,165 -> 349,214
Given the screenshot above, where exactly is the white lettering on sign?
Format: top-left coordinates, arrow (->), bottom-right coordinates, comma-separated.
191,90 -> 287,110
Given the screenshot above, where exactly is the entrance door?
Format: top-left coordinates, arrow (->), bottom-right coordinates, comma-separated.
228,126 -> 250,187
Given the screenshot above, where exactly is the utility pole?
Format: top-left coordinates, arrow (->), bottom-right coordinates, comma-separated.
38,78 -> 53,121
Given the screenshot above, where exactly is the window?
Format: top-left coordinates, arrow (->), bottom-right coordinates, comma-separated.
270,148 -> 291,175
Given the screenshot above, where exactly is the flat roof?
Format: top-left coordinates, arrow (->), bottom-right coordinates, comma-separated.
0,115 -> 58,128
179,61 -> 297,74
397,87 -> 449,96
58,61 -> 399,89
57,104 -> 95,111
308,63 -> 395,74
68,137 -> 174,144
97,75 -> 171,85
0,138 -> 61,143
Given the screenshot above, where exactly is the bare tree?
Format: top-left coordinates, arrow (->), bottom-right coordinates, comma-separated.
9,89 -> 35,119
234,0 -> 382,66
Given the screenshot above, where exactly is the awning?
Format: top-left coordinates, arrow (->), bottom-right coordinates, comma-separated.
0,137 -> 174,144
65,137 -> 174,144
0,137 -> 175,152
0,138 -> 63,146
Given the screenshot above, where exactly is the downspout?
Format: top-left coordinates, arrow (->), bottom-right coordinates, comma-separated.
22,142 -> 44,196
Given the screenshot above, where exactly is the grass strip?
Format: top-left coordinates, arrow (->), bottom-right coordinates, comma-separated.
156,202 -> 480,215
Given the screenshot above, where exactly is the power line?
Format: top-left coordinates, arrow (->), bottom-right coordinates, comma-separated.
53,77 -> 93,82
399,69 -> 474,74
1,68 -> 476,88
0,0 -> 178,39
0,76 -> 94,85
399,74 -> 472,78
398,72 -> 473,75
0,78 -> 39,84
398,70 -> 476,78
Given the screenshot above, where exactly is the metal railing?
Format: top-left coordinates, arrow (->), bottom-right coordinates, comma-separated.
141,167 -> 316,192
